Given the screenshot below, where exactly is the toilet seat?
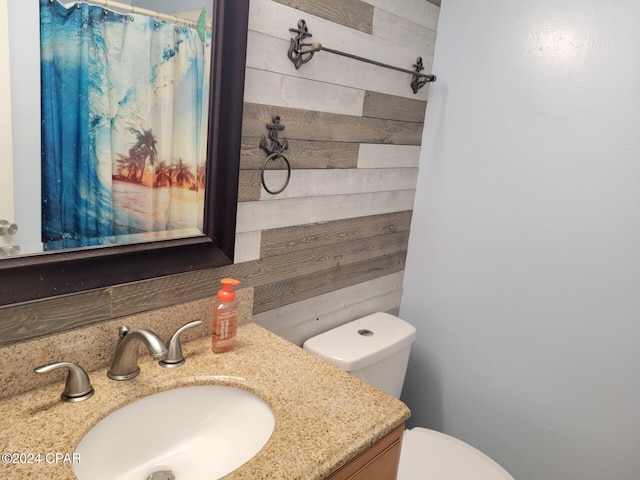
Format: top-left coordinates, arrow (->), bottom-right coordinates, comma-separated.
397,428 -> 514,480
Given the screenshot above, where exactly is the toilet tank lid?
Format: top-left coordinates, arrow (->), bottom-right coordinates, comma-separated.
302,312 -> 416,371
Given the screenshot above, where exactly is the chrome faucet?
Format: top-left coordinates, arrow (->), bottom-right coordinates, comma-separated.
34,361 -> 94,402
107,326 -> 168,381
159,319 -> 203,368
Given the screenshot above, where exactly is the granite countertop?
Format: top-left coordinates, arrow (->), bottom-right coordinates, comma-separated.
0,323 -> 410,479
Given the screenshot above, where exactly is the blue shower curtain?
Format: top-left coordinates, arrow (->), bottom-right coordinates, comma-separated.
40,0 -> 210,248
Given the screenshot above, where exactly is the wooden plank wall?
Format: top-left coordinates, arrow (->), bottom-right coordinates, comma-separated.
0,0 -> 439,346
236,0 -> 439,343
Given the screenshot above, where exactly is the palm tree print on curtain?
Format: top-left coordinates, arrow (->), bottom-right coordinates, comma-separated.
40,0 -> 210,249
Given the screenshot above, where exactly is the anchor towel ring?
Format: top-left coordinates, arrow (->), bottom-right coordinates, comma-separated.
261,152 -> 291,195
259,115 -> 292,195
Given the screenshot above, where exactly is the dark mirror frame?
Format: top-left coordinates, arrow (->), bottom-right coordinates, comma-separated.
0,0 -> 250,306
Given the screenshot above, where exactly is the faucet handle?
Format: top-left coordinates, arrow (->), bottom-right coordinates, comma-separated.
34,362 -> 94,402
159,319 -> 203,368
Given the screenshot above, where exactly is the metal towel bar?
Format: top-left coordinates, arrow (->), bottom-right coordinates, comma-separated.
287,19 -> 436,94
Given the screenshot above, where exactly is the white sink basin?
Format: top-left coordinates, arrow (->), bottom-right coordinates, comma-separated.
73,385 -> 275,480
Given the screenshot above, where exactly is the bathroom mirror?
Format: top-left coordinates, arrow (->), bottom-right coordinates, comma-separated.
0,0 -> 250,305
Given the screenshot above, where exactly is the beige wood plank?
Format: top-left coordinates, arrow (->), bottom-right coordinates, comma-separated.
242,103 -> 423,145
362,0 -> 440,30
272,0 -> 374,34
0,290 -> 112,346
253,271 -> 405,331
236,190 -> 416,233
363,91 -> 427,123
235,231 -> 262,264
260,211 -> 412,258
259,168 -> 418,201
372,8 -> 437,53
267,288 -> 403,345
387,306 -> 400,316
253,250 -> 406,313
244,68 -> 365,117
241,138 -> 359,170
357,144 -> 421,168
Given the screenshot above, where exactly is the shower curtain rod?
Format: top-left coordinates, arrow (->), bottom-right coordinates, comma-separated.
82,0 -> 212,29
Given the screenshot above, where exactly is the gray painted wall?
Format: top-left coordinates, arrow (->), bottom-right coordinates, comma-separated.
400,1 -> 640,479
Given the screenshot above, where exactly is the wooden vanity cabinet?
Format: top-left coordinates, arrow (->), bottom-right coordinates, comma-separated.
325,423 -> 404,480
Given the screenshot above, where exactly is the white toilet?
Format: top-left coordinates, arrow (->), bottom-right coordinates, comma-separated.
302,312 -> 514,480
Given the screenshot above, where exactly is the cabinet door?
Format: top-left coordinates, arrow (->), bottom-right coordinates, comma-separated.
326,424 -> 404,480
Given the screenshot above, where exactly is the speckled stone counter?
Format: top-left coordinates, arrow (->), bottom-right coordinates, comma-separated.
0,323 -> 410,479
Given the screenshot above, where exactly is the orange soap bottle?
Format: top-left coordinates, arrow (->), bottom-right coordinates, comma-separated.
212,278 -> 241,353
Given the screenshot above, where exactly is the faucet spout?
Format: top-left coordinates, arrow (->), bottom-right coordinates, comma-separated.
107,326 -> 168,381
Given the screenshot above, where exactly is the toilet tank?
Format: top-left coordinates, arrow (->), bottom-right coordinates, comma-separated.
302,312 -> 416,398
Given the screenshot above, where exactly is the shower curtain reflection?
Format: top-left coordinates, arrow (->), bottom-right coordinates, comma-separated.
40,0 -> 210,250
